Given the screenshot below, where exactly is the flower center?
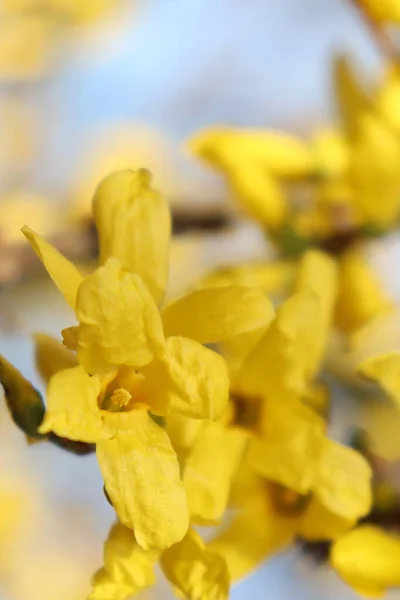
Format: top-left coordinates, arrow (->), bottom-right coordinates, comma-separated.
101,387 -> 134,413
230,392 -> 262,430
270,483 -> 311,517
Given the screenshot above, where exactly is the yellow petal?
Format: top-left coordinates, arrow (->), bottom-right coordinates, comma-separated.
93,169 -> 171,304
89,521 -> 158,600
229,166 -> 288,230
161,528 -> 230,600
298,497 -> 356,541
247,402 -> 325,494
295,250 -> 338,379
361,399 -> 400,460
76,258 -> 165,374
97,409 -> 189,550
21,226 -> 83,309
351,113 -> 400,227
89,572 -> 133,600
183,422 -> 247,523
351,307 -> 400,362
220,326 -> 270,380
34,333 -> 77,384
162,286 -> 274,344
38,366 -> 108,443
197,261 -> 295,297
166,413 -> 205,457
161,336 -> 230,420
188,128 -> 313,177
377,67 -> 400,132
331,526 -> 400,596
210,490 -> 295,582
336,248 -> 393,334
311,128 -> 350,179
235,291 -> 320,401
314,439 -> 372,523
333,55 -> 371,137
359,353 -> 400,408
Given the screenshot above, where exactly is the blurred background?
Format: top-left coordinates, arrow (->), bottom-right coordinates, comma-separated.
0,0 -> 398,598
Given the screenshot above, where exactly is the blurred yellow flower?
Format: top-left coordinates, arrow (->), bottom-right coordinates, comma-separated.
357,0 -> 400,24
3,0 -> 123,25
331,525 -> 400,596
90,522 -> 230,600
0,14 -> 53,80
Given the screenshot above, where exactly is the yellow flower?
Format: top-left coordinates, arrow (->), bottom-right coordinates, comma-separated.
188,127 -> 314,230
22,169 -> 274,551
331,525 -> 400,596
0,14 -> 53,80
211,438 -> 372,583
90,522 -> 230,600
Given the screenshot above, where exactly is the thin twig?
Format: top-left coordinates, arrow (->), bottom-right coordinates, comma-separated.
0,203 -> 232,287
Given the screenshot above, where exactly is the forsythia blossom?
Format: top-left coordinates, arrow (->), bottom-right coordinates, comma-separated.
22,169 -> 274,556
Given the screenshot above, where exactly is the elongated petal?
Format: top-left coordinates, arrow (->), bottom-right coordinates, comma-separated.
359,353 -> 400,408
98,409 -> 189,550
38,366 -> 108,443
34,333 -> 77,384
161,529 -> 230,600
236,251 -> 336,401
162,336 -> 229,420
93,169 -> 171,304
183,422 -> 247,523
295,250 -> 338,380
247,402 -> 325,494
314,440 -> 372,522
336,248 -> 392,334
89,521 -> 158,600
21,226 -> 83,309
76,258 -> 165,374
197,261 -> 295,297
210,491 -> 295,582
331,526 -> 400,596
235,291 -> 320,401
162,286 -> 274,344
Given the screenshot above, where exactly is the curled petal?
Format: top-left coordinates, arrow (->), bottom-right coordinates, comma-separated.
76,258 -> 165,374
38,366 -> 108,443
89,521 -> 158,600
162,336 -> 230,420
160,529 -> 230,600
93,169 -> 171,304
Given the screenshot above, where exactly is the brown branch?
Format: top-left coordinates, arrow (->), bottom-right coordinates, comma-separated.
0,203 -> 232,287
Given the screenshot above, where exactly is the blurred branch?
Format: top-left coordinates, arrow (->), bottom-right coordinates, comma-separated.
0,202 -> 232,286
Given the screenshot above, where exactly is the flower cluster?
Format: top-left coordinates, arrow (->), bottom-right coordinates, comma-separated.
3,0 -> 400,598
